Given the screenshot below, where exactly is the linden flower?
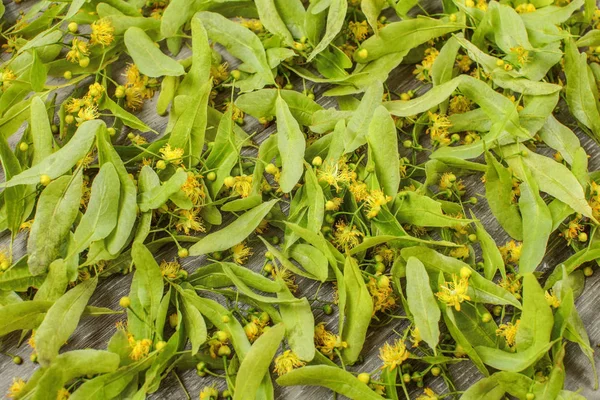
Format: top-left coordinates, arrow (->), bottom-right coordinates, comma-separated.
76,105 -> 99,125
349,181 -> 369,202
271,265 -> 298,293
160,260 -> 181,280
449,95 -> 472,114
0,68 -> 17,90
210,62 -> 230,85
199,386 -> 219,400
367,277 -> 396,316
496,320 -> 520,347
348,20 -> 370,41
128,335 -> 152,361
499,240 -> 522,264
19,219 -> 34,232
379,339 -> 410,370
449,245 -> 470,260
125,86 -> 144,111
90,18 -> 115,47
86,82 -> 104,103
413,47 -> 439,81
364,190 -> 392,219
333,220 -> 363,250
231,242 -> 253,265
545,290 -> 561,308
239,18 -> 264,33
374,245 -> 395,265
181,172 -> 206,206
7,378 -> 26,399
159,144 -> 184,165
417,388 -> 439,400
510,46 -> 530,66
244,321 -> 261,342
427,112 -> 452,146
66,38 -> 89,63
226,175 -> 253,198
175,209 -> 205,235
273,350 -> 306,376
314,323 -> 347,360
590,181 -> 600,220
66,98 -> 85,114
561,217 -> 584,244
57,388 -> 70,400
456,55 -> 473,72
0,249 -> 10,270
436,275 -> 471,311
317,160 -> 353,191
410,326 -> 422,347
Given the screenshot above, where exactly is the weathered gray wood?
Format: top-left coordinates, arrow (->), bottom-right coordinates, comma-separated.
1,2 -> 599,399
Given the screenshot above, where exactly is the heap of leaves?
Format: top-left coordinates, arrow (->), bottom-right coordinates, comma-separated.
1,0 -> 600,399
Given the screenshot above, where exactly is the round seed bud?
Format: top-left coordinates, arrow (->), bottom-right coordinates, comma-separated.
40,174 -> 52,186
218,345 -> 232,357
79,57 -> 90,68
224,176 -> 235,187
583,266 -> 594,277
460,266 -> 472,279
468,234 -> 477,242
374,262 -> 386,274
578,232 -> 588,242
12,356 -> 23,365
115,85 -> 126,99
155,341 -> 167,351
356,48 -> 368,60
492,305 -> 502,316
265,163 -> 278,174
325,200 -> 337,211
19,142 -> 29,152
402,373 -> 411,383
431,366 -> 441,376
63,71 -> 73,80
231,70 -> 241,80
178,248 -> 189,258
357,373 -> 370,384
481,313 -> 492,323
215,330 -> 229,342
119,296 -> 131,308
65,114 -> 75,124
68,22 -> 79,33
323,304 -> 333,315
222,315 -> 231,323
526,393 -> 535,400
156,160 -> 166,170
312,156 -> 323,167
206,171 -> 216,181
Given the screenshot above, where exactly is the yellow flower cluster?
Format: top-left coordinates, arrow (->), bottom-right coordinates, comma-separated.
367,276 -> 396,315
364,190 -> 392,219
225,175 -> 253,198
271,264 -> 298,293
231,242 -> 253,265
128,334 -> 152,361
314,323 -> 347,360
66,38 -> 90,66
499,240 -> 522,264
90,18 -> 115,47
123,64 -> 158,111
496,320 -> 520,347
239,18 -> 264,33
379,339 -> 410,370
159,259 -> 181,280
436,274 -> 471,311
159,144 -> 184,165
274,350 -> 305,376
333,220 -> 363,250
0,68 -> 16,91
175,209 -> 205,235
348,20 -> 370,42
413,48 -> 439,81
499,273 -> 522,300
427,112 -> 452,146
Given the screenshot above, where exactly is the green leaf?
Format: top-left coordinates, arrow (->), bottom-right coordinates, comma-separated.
129,243 -> 164,338
564,37 -> 600,140
278,286 -> 315,361
304,166 -> 325,234
517,164 -> 552,274
197,11 -> 274,89
394,191 -> 469,228
341,256 -> 373,364
471,213 -> 505,280
235,89 -> 322,126
27,173 -> 82,275
29,96 -> 53,165
189,199 -> 278,256
276,94 -> 306,193
180,293 -> 207,355
406,257 -> 441,351
255,0 -> 294,45
344,81 -> 383,152
308,0 -> 348,61
367,106 -> 399,197
355,14 -> 463,63
205,107 -> 240,198
138,170 -> 188,212
233,323 -> 285,400
124,27 -> 185,77
484,152 -> 523,240
35,277 -> 98,366
3,120 -> 103,187
277,365 -> 385,400
72,163 -> 120,255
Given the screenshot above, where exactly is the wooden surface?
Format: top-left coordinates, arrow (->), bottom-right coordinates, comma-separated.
1,1 -> 600,399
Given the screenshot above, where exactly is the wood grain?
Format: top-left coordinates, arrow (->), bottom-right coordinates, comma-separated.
1,1 -> 599,399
